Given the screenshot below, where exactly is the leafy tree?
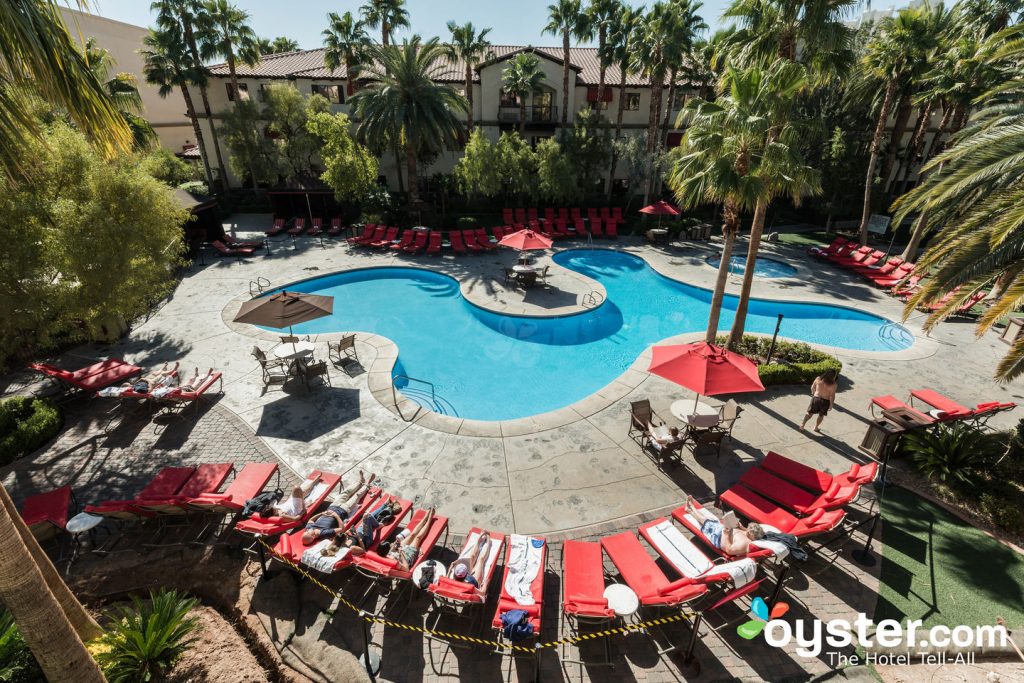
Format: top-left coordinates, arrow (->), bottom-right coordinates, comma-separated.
544,0 -> 591,126
497,132 -> 539,202
359,0 -> 410,46
83,38 -> 156,150
138,147 -> 202,187
0,0 -> 132,178
445,21 -> 492,137
350,37 -> 468,205
0,122 -> 187,368
660,0 -> 707,141
536,138 -> 580,204
261,83 -> 330,181
455,129 -> 504,198
502,53 -> 547,134
587,0 -> 621,105
606,4 -> 645,196
218,98 -> 279,185
323,11 -> 370,77
257,36 -> 299,54
558,107 -> 612,197
306,111 -> 378,202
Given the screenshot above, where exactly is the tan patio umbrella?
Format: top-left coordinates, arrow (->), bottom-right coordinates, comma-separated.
233,291 -> 334,340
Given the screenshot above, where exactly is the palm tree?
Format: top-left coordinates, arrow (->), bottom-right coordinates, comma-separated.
503,52 -> 547,134
588,0 -> 621,106
323,11 -> 369,79
0,0 -> 132,177
445,21 -> 492,138
350,37 -> 468,205
544,0 -> 590,126
660,0 -> 707,141
890,31 -> 1024,380
142,27 -> 215,187
152,0 -> 229,190
668,65 -> 776,343
856,3 -> 944,245
359,0 -> 410,47
83,38 -> 156,149
606,3 -> 645,196
632,2 -> 678,205
271,36 -> 299,53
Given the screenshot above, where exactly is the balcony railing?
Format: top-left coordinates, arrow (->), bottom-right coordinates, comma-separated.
498,105 -> 558,124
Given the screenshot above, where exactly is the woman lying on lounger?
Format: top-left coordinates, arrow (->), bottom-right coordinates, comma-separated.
318,498 -> 403,557
387,507 -> 435,571
684,497 -> 764,556
97,362 -> 179,396
300,471 -> 376,544
271,475 -> 321,522
448,532 -> 491,598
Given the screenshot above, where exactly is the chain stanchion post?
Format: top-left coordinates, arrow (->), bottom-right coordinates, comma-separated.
680,612 -> 704,677
359,611 -> 381,680
768,562 -> 791,609
534,642 -> 542,683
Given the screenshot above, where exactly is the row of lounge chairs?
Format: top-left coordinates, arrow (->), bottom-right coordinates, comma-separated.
502,207 -> 626,227
870,387 -> 1016,427
265,217 -> 346,245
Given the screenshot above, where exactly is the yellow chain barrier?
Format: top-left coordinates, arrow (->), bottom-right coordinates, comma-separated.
256,537 -> 692,654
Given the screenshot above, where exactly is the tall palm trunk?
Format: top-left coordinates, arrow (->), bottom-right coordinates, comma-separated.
180,83 -> 214,188
661,68 -> 677,137
228,54 -> 259,188
727,197 -> 767,348
643,64 -> 664,207
0,486 -> 103,682
900,107 -> 960,261
406,139 -> 419,204
606,65 -> 628,199
464,64 -> 474,136
596,26 -> 607,105
880,94 -> 912,196
561,30 -> 571,126
707,202 -> 740,342
895,101 -> 933,196
520,96 -> 527,134
382,23 -> 390,47
394,145 -> 405,193
182,19 -> 228,191
858,80 -> 898,245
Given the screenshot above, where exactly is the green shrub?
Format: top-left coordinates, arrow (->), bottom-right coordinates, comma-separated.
980,493 -> 1024,533
176,180 -> 209,196
902,423 -> 1003,488
0,611 -> 44,683
456,216 -> 478,229
715,335 -> 842,386
96,590 -> 200,683
0,398 -> 61,465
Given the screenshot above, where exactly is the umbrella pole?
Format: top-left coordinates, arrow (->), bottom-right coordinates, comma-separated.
694,393 -> 699,413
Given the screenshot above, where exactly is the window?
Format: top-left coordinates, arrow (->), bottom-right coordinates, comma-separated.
590,100 -> 609,111
499,89 -> 519,108
226,82 -> 249,102
311,83 -> 343,104
625,92 -> 640,111
671,91 -> 687,112
258,83 -> 273,101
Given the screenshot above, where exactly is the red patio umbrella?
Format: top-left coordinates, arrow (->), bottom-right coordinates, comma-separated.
498,228 -> 553,251
648,341 -> 764,411
638,200 -> 682,229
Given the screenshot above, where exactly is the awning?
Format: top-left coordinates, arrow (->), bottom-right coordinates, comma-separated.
586,87 -> 614,103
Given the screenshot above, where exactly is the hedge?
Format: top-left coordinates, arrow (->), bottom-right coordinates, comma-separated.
716,335 -> 842,387
0,397 -> 62,465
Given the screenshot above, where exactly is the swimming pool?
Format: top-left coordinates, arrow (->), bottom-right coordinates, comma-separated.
705,255 -> 798,278
267,249 -> 913,421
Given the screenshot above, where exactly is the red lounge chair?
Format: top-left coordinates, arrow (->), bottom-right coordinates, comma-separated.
861,259 -> 906,283
235,470 -> 341,537
528,208 -> 538,222
462,230 -> 483,253
611,207 -> 624,224
571,207 -> 582,221
870,394 -> 938,423
403,230 -> 429,254
287,217 -> 307,238
639,518 -> 760,590
30,359 -> 142,394
189,462 -> 279,513
561,539 -> 615,619
719,485 -> 846,537
514,208 -> 527,224
591,219 -> 605,238
605,221 -> 618,239
211,240 -> 254,259
601,532 -> 708,607
265,218 -> 288,237
671,500 -> 776,561
970,401 -> 1017,425
133,463 -> 234,515
491,536 -> 547,638
873,264 -> 915,288
890,273 -> 922,296
760,451 -> 877,500
910,388 -> 973,416
491,226 -> 507,240
429,528 -> 506,605
474,228 -> 497,250
272,487 -> 384,567
848,250 -> 886,271
315,495 -> 411,571
600,206 -> 612,221
503,208 -> 515,224
425,232 -> 442,255
559,207 -> 570,220
22,486 -> 73,541
450,231 -> 468,255
353,507 -> 449,581
823,241 -> 859,262
829,244 -> 872,267
222,234 -> 264,250
550,220 -> 570,239
808,236 -> 847,258
544,208 -> 556,223
371,226 -> 400,248
738,467 -> 849,514
573,218 -> 587,237
327,218 -> 344,237
308,217 -> 323,235
85,466 -> 197,521
390,229 -> 415,251
160,371 -> 222,414
347,224 -> 376,245
587,207 -> 600,223
356,226 -> 385,247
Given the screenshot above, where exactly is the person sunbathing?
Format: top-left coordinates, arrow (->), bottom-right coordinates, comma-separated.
300,471 -> 376,544
271,475 -> 320,522
99,362 -> 179,396
319,498 -> 402,557
178,367 -> 217,392
388,507 -> 436,571
684,497 -> 764,556
448,532 -> 491,598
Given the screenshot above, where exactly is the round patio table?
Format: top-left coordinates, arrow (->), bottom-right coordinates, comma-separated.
512,264 -> 537,274
412,560 -> 446,589
603,584 -> 640,618
273,340 -> 315,361
670,400 -> 722,429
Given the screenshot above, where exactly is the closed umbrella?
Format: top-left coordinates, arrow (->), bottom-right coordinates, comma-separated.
233,291 -> 334,346
648,341 -> 764,411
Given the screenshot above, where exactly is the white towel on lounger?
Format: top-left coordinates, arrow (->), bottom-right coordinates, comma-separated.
302,540 -> 349,573
504,534 -> 543,606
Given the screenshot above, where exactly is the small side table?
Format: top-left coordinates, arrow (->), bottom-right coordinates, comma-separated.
65,512 -> 104,571
603,583 -> 640,618
412,559 -> 446,589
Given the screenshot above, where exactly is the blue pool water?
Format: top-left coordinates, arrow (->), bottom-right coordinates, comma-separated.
268,249 -> 913,420
706,255 -> 798,278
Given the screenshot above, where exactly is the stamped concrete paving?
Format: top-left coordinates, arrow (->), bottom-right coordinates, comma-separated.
14,213 -> 1019,536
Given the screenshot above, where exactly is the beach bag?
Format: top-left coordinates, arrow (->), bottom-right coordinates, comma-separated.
242,489 -> 283,519
501,610 -> 534,643
418,561 -> 436,590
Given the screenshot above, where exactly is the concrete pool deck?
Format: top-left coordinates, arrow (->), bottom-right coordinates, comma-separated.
13,214 -> 1023,536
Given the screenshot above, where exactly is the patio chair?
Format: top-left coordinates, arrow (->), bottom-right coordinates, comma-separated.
133,463 -> 235,515
251,346 -> 289,390
287,218 -> 307,245
222,234 -> 264,250
271,486 -> 382,565
605,221 -> 619,239
639,518 -> 759,590
760,451 -> 877,497
544,208 -> 556,223
21,486 -> 75,542
370,226 -> 400,248
712,399 -> 741,440
528,208 -> 539,222
503,267 -> 517,286
692,430 -> 726,460
737,467 -> 848,515
328,335 -> 358,367
450,231 -> 468,255
628,399 -> 661,445
514,208 -> 527,224
307,218 -> 326,247
462,230 -> 483,253
301,360 -> 331,389
909,388 -> 972,416
278,334 -> 310,345
159,371 -> 223,415
537,265 -> 550,285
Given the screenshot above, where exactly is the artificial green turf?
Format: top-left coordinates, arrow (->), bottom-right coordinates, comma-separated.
776,231 -> 830,247
874,485 -> 1024,630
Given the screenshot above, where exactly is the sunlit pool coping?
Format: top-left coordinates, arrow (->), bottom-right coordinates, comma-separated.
222,248 -> 936,435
